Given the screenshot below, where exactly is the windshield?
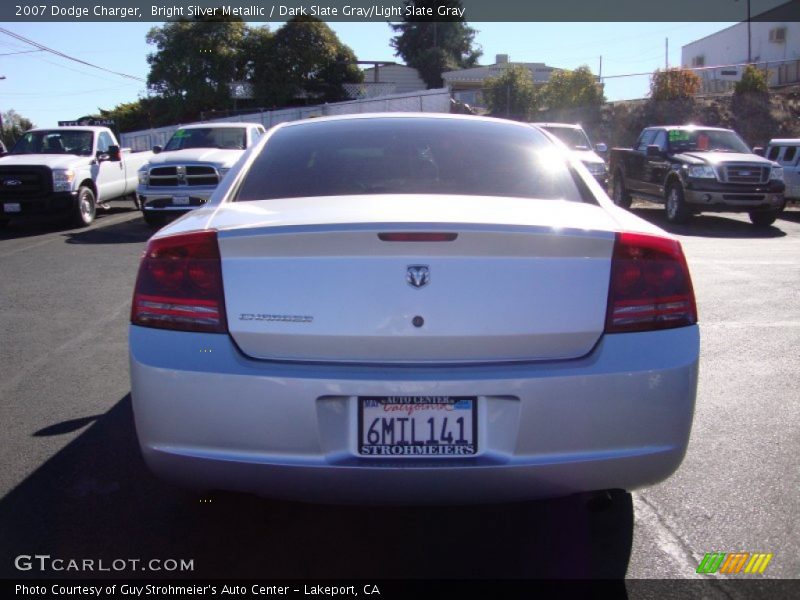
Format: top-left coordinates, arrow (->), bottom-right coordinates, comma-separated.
10,130 -> 94,156
236,117 -> 583,202
668,129 -> 751,154
540,126 -> 593,150
164,127 -> 247,151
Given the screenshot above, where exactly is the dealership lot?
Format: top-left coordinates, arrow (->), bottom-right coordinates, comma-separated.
0,204 -> 797,581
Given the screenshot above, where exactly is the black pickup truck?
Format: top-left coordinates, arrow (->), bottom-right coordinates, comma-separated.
608,126 -> 785,226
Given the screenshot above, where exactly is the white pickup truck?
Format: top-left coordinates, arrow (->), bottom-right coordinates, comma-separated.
137,122 -> 265,227
0,126 -> 151,228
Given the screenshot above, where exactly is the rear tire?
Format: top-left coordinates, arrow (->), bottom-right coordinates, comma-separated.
71,186 -> 96,228
612,173 -> 632,209
665,184 -> 690,224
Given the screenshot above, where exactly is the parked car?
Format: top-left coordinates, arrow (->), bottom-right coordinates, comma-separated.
609,125 -> 785,227
765,138 -> 800,201
137,122 -> 266,228
129,114 -> 699,505
0,126 -> 151,228
531,122 -> 608,187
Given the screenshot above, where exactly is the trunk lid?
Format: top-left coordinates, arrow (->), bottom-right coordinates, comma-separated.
215,195 -> 618,364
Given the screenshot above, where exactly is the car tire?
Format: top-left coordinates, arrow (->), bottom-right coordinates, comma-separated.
0,218 -> 9,229
749,202 -> 784,228
612,173 -> 632,209
665,184 -> 690,225
143,211 -> 164,229
71,186 -> 96,228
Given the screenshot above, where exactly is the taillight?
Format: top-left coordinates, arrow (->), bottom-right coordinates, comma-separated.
131,230 -> 227,333
605,232 -> 697,333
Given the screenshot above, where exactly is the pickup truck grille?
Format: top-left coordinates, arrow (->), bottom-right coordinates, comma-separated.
0,166 -> 51,199
148,165 -> 219,187
722,165 -> 769,184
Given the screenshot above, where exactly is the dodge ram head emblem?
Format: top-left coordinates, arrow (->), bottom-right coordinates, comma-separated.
406,265 -> 430,288
3,179 -> 21,186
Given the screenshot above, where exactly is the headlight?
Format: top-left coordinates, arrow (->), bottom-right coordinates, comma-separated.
769,166 -> 784,181
687,165 -> 717,179
138,169 -> 149,185
583,161 -> 607,175
52,169 -> 75,192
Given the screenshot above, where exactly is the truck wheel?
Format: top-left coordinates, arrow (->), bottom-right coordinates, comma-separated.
143,211 -> 164,229
612,173 -> 632,209
71,186 -> 96,228
665,184 -> 690,225
749,209 -> 781,228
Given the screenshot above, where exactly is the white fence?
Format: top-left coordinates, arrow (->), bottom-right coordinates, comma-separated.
120,88 -> 451,151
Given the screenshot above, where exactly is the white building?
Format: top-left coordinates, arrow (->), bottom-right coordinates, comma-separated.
345,64 -> 427,99
682,21 -> 800,93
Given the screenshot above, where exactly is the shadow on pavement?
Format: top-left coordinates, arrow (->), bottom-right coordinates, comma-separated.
62,214 -> 151,245
0,395 -> 634,580
629,207 -> 787,239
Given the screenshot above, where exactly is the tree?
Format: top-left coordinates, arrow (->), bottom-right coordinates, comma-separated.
263,16 -> 362,106
146,15 -> 249,122
646,68 -> 701,125
541,66 -> 604,110
483,65 -> 538,121
1,109 -> 35,148
390,0 -> 481,88
733,65 -> 775,146
649,68 -> 701,101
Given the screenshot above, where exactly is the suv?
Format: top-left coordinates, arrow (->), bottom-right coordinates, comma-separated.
765,139 -> 800,201
531,122 -> 608,187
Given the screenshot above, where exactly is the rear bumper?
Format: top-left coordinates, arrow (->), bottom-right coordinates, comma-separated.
129,325 -> 700,504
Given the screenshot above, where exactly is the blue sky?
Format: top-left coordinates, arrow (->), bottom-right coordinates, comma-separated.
0,21 -> 738,128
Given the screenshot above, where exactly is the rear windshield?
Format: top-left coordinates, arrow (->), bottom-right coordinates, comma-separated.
235,117 -> 583,202
164,127 -> 247,151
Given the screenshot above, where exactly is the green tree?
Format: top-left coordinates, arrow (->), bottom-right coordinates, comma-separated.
541,66 -> 604,110
146,14 -> 249,122
265,16 -> 362,106
735,64 -> 769,95
733,65 -> 775,146
390,1 -> 481,88
483,65 -> 538,121
1,109 -> 35,148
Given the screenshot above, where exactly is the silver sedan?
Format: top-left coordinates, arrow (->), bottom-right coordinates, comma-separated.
129,114 -> 699,504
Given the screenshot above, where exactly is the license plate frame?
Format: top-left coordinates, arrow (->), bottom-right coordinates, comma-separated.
358,396 -> 477,457
4,203 -> 21,213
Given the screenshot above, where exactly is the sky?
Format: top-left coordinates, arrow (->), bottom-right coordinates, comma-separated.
0,21 -> 740,128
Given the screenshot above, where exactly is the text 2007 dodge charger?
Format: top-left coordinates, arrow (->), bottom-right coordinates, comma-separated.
129,114 -> 699,504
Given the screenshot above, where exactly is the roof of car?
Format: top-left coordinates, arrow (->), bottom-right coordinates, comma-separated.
530,122 -> 584,129
768,138 -> 800,145
645,125 -> 733,132
276,112 -> 533,130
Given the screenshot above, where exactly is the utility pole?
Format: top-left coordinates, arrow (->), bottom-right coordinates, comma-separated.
665,38 -> 669,69
599,56 -> 602,80
747,0 -> 752,63
0,76 -> 6,142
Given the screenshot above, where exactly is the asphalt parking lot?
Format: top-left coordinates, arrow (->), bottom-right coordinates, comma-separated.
0,203 -> 797,586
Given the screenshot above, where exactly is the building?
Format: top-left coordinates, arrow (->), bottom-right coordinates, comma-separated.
344,64 -> 427,100
442,54 -> 558,108
682,19 -> 800,93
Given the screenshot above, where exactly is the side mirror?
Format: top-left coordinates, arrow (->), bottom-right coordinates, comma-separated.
595,143 -> 608,153
96,150 -> 110,162
752,146 -> 765,157
152,145 -> 162,154
646,144 -> 663,158
108,145 -> 122,162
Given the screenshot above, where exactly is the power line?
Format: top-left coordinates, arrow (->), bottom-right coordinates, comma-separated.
0,27 -> 146,83
0,49 -> 43,57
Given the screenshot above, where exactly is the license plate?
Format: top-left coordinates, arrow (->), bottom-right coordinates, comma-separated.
358,396 -> 477,456
172,196 -> 190,205
4,203 -> 20,213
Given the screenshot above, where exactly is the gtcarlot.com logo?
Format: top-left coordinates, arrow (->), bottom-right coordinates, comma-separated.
14,554 -> 194,573
696,552 -> 773,574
